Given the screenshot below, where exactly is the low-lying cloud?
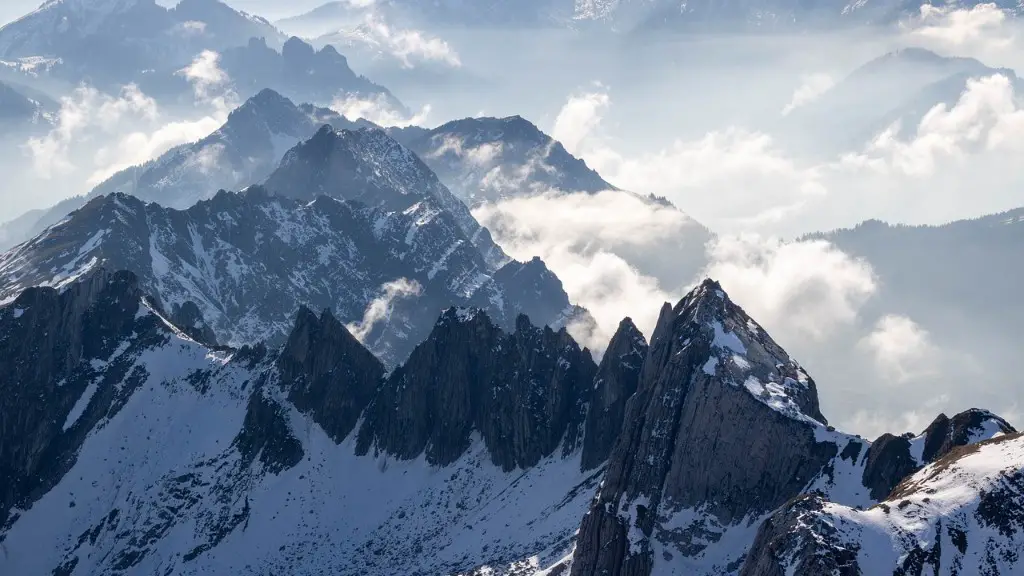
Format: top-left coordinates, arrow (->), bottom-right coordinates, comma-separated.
331,93 -> 432,127
347,278 -> 423,343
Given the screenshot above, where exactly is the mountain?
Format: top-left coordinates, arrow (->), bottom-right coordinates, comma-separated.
782,48 -> 1024,156
214,36 -> 404,107
568,279 -> 1014,575
744,431 -> 1024,575
392,115 -> 615,208
0,79 -> 52,130
0,268 -> 617,575
265,123 -> 509,268
389,114 -> 713,289
0,185 -> 577,365
810,208 -> 1024,373
0,89 -> 370,251
343,0 -> 1019,32
0,0 -> 284,88
1,272 -> 1016,575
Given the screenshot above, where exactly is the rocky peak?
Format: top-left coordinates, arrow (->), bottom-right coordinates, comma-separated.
581,317 -> 648,471
571,279 -> 838,576
276,306 -> 385,444
357,307 -> 597,470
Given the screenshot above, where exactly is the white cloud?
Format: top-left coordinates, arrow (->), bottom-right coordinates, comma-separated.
903,3 -> 1014,55
346,278 -> 423,343
551,88 -> 824,234
87,115 -> 225,185
24,84 -> 158,179
474,190 -> 704,351
858,315 -> 938,383
177,50 -> 234,107
840,74 -> 1024,177
331,93 -> 431,127
703,235 -> 877,342
343,13 -> 461,69
782,73 -> 835,116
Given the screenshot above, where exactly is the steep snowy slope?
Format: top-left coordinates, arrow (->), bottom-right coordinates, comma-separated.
0,268 -> 634,576
744,432 -> 1024,575
0,188 -> 578,365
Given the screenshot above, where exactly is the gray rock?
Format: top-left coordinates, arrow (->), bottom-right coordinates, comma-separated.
581,317 -> 647,471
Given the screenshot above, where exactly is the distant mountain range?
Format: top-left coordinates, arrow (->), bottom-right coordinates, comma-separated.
278,0 -> 1021,32
0,270 -> 1018,575
781,48 -> 1024,157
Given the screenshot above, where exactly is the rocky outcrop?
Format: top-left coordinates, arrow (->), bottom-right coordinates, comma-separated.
277,307 -> 385,443
744,433 -> 1024,576
233,390 -> 305,474
581,318 -> 647,471
571,279 -> 836,576
862,409 -> 1016,500
357,308 -> 598,470
0,269 -> 159,526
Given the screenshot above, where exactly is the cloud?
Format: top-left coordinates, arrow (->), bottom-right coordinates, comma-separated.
858,315 -> 938,383
474,190 -> 709,351
346,279 -> 423,343
348,14 -> 462,68
782,73 -> 836,116
24,84 -> 158,179
839,74 -> 1024,177
22,57 -> 237,191
903,3 -> 1014,55
331,93 -> 431,127
703,235 -> 877,342
551,88 -> 824,234
551,89 -> 610,156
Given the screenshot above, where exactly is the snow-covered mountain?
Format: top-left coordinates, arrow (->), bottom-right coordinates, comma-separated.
291,0 -> 1020,31
567,280 -> 1015,575
0,0 -> 283,87
0,88 -> 363,251
0,267 -> 618,575
1,272 -> 1016,575
266,123 -> 509,268
391,115 -> 615,208
0,184 -> 578,365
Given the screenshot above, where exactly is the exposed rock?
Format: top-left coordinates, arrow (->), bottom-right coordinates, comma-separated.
0,269 -> 161,525
862,409 -> 1016,501
277,306 -> 384,443
571,279 -> 835,576
357,308 -> 598,470
233,389 -> 305,474
581,318 -> 647,471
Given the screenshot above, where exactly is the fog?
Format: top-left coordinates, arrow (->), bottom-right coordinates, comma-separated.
2,1 -> 1023,438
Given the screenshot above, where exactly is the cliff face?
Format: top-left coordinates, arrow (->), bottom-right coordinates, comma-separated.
571,279 -> 837,576
357,308 -> 598,471
277,307 -> 385,444
0,270 -> 162,526
581,318 -> 648,471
